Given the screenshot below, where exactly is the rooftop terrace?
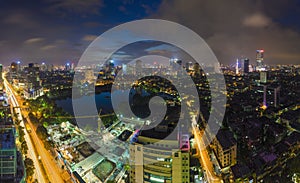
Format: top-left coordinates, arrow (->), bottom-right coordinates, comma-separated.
0,128 -> 15,149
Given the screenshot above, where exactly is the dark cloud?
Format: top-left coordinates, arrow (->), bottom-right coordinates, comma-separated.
82,35 -> 98,42
0,0 -> 299,66
24,38 -> 45,45
43,0 -> 103,17
0,5 -> 86,65
152,0 -> 300,65
243,13 -> 271,28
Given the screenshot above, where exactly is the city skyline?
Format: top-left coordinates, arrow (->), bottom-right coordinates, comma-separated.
1,52 -> 300,182
0,0 -> 300,65
0,1 -> 300,183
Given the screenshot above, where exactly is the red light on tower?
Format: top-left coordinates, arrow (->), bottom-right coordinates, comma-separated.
257,49 -> 264,53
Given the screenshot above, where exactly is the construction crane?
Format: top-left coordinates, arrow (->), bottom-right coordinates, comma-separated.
49,113 -> 113,119
49,109 -> 114,119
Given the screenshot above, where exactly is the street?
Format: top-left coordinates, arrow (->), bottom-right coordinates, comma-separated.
4,78 -> 47,183
189,103 -> 222,183
4,76 -> 65,183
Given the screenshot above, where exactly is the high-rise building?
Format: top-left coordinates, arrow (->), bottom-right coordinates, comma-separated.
273,86 -> 280,108
10,62 -> 18,73
122,63 -> 127,75
212,129 -> 237,169
71,62 -> 75,71
262,84 -> 281,108
135,60 -> 142,76
263,85 -> 267,108
0,64 -> 3,81
193,63 -> 201,76
0,102 -> 25,182
47,64 -> 54,72
129,125 -> 191,183
40,63 -> 47,72
0,128 -> 17,180
243,58 -> 249,74
256,49 -> 265,71
235,59 -> 239,75
185,61 -> 193,71
23,64 -> 44,100
83,69 -> 94,82
260,71 -> 267,84
65,62 -> 71,71
169,58 -> 183,75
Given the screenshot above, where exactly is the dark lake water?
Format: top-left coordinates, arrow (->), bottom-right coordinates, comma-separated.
55,89 -> 150,116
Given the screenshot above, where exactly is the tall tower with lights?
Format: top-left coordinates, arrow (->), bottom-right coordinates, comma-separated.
235,59 -> 239,75
243,58 -> 249,74
256,49 -> 265,71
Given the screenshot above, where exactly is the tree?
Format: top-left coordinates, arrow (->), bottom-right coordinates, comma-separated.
14,119 -> 21,126
44,141 -> 53,151
21,141 -> 28,155
24,158 -> 35,180
36,125 -> 48,141
18,126 -> 25,143
107,181 -> 116,183
28,112 -> 39,124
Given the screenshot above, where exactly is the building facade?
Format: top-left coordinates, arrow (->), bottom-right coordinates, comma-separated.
256,49 -> 265,71
212,129 -> 237,169
130,134 -> 190,183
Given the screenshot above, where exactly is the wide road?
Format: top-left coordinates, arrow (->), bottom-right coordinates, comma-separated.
188,103 -> 222,183
4,79 -> 46,183
192,121 -> 222,183
4,77 -> 65,183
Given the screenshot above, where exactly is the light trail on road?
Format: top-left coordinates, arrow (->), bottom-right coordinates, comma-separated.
4,78 -> 46,183
4,76 -> 65,183
191,113 -> 222,183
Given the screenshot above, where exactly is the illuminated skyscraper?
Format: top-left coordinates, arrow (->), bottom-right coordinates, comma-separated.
10,62 -> 18,73
169,58 -> 183,76
263,85 -> 281,108
193,63 -> 201,76
260,71 -> 267,84
243,58 -> 249,74
135,60 -> 142,76
256,49 -> 265,70
122,63 -> 127,75
185,61 -> 193,71
0,64 -> 3,81
235,59 -> 239,75
65,62 -> 71,71
274,86 -> 280,108
263,85 -> 267,108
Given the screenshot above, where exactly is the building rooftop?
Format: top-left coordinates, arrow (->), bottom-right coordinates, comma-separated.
0,128 -> 15,149
216,129 -> 236,150
258,151 -> 277,164
230,164 -> 251,179
139,126 -> 178,140
73,152 -> 104,176
284,131 -> 300,146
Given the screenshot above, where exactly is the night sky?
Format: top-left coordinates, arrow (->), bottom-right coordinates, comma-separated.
0,0 -> 300,66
